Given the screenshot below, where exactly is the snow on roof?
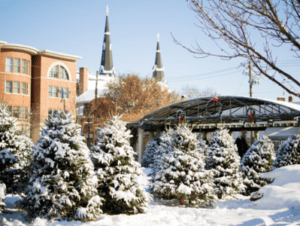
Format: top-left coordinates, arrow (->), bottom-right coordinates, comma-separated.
76,88 -> 109,104
265,127 -> 300,138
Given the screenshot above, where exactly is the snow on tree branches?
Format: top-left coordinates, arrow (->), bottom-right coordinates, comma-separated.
240,135 -> 275,195
206,129 -> 245,199
273,133 -> 300,168
151,125 -> 216,206
142,134 -> 161,167
0,104 -> 33,195
19,112 -> 103,222
91,115 -> 151,214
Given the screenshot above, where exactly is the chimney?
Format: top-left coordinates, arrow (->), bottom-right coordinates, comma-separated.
289,96 -> 294,102
79,67 -> 88,95
277,97 -> 285,102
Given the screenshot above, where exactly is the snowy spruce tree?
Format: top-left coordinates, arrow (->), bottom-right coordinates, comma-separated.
151,125 -> 216,206
206,128 -> 245,199
91,115 -> 151,214
0,104 -> 33,194
273,133 -> 300,168
150,129 -> 173,181
142,134 -> 161,167
19,112 -> 103,222
240,135 -> 275,195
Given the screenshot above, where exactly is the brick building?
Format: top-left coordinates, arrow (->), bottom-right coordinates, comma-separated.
0,41 -> 81,143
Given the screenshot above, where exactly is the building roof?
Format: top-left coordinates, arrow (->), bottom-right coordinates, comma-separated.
76,88 -> 109,104
152,33 -> 165,83
0,41 -> 81,61
99,6 -> 114,76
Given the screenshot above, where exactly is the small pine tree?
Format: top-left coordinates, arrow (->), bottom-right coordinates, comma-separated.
151,125 -> 216,206
19,112 -> 103,222
240,135 -> 275,195
91,115 -> 151,214
142,134 -> 161,167
206,128 -> 245,199
150,129 -> 173,181
0,105 -> 33,195
273,133 -> 300,168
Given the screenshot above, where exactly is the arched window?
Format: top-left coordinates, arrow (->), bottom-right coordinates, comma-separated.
48,64 -> 69,80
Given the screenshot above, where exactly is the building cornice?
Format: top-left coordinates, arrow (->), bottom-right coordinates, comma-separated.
1,43 -> 39,55
0,41 -> 82,61
38,50 -> 82,61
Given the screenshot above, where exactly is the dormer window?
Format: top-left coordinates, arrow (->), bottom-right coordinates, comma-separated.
49,65 -> 69,80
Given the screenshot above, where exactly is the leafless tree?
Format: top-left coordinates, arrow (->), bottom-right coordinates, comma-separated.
173,0 -> 300,97
182,85 -> 215,99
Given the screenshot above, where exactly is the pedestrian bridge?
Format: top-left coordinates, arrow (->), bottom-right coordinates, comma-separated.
130,96 -> 300,162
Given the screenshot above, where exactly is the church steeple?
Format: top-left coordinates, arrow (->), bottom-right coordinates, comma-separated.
100,6 -> 114,77
152,33 -> 165,82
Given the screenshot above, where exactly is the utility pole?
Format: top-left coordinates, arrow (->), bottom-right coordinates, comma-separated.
249,61 -> 253,98
249,61 -> 255,144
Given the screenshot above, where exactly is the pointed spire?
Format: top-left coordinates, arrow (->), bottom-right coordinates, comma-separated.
100,6 -> 114,77
152,33 -> 164,82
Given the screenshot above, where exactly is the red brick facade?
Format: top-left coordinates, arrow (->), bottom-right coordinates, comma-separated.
0,41 -> 81,143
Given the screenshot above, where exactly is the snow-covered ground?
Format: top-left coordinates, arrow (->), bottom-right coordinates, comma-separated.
2,166 -> 300,226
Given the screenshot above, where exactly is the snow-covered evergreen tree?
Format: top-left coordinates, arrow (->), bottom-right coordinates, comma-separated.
206,129 -> 245,199
91,115 -> 151,214
273,133 -> 300,168
240,135 -> 275,195
0,104 -> 33,194
150,129 -> 173,181
142,134 -> 161,167
19,112 -> 103,222
151,125 -> 216,206
0,183 -> 5,213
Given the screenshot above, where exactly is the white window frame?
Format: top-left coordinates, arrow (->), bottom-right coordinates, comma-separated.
14,81 -> 20,94
14,58 -> 20,73
5,81 -> 12,93
22,59 -> 26,74
6,57 -> 13,72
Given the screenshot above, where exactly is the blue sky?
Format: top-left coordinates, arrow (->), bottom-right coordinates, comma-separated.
1,0 -> 299,101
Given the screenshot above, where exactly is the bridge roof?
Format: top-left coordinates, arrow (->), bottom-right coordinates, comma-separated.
140,96 -> 300,124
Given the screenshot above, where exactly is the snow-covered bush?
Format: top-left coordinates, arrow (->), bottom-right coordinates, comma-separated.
151,125 -> 216,206
240,135 -> 275,195
0,104 -> 33,194
19,112 -> 103,222
273,133 -> 300,168
91,115 -> 151,214
142,134 -> 161,167
206,129 -> 245,199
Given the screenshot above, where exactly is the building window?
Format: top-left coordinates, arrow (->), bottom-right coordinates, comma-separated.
48,86 -> 59,98
14,58 -> 20,73
13,106 -> 20,118
48,109 -> 58,117
25,107 -> 29,119
14,81 -> 20,94
50,65 -> 59,78
49,65 -> 69,80
21,82 -> 29,95
6,81 -> 12,93
20,107 -> 26,119
6,58 -> 13,72
26,61 -> 30,74
6,106 -> 12,116
60,87 -> 69,99
60,66 -> 69,80
22,59 -> 26,73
